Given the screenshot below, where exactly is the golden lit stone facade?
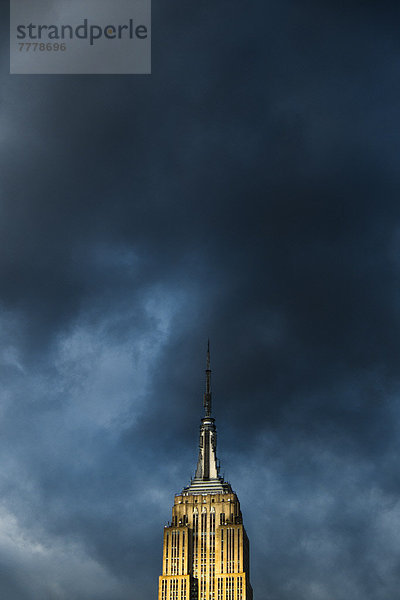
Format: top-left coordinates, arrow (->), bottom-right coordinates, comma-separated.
158,346 -> 253,600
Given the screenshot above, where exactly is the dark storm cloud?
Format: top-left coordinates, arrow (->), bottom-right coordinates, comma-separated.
1,0 -> 400,598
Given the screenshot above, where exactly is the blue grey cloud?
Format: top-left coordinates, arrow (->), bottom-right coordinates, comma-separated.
0,1 -> 400,598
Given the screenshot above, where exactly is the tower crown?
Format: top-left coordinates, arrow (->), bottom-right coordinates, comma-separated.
182,343 -> 232,495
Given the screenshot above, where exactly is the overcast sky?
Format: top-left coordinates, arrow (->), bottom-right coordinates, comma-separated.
1,1 -> 400,599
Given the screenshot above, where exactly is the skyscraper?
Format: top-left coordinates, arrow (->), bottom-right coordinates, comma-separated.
158,344 -> 253,600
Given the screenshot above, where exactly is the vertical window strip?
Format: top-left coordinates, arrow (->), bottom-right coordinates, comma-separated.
227,529 -> 229,574
171,532 -> 174,575
182,532 -> 185,573
177,531 -> 180,575
193,513 -> 198,577
238,577 -> 243,600
224,577 -> 234,600
228,529 -> 231,573
209,510 -> 215,600
200,510 -> 207,598
172,532 -> 174,575
173,531 -> 175,575
221,532 -> 223,573
229,529 -> 234,574
181,578 -> 187,600
165,533 -> 169,575
231,529 -> 233,573
200,512 -> 207,580
217,578 -> 223,600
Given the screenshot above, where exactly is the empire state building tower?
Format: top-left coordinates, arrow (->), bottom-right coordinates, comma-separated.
158,345 -> 253,600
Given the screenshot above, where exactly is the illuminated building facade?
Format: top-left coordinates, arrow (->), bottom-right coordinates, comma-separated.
158,345 -> 253,600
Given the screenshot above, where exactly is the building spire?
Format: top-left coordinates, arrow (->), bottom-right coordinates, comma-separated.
204,339 -> 212,417
181,342 -> 232,495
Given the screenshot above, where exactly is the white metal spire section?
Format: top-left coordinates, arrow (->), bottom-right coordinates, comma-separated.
204,339 -> 212,417
182,343 -> 232,495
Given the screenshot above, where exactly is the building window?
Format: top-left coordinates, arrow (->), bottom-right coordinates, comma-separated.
217,578 -> 223,600
238,577 -> 243,600
225,576 -> 234,600
181,578 -> 187,600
